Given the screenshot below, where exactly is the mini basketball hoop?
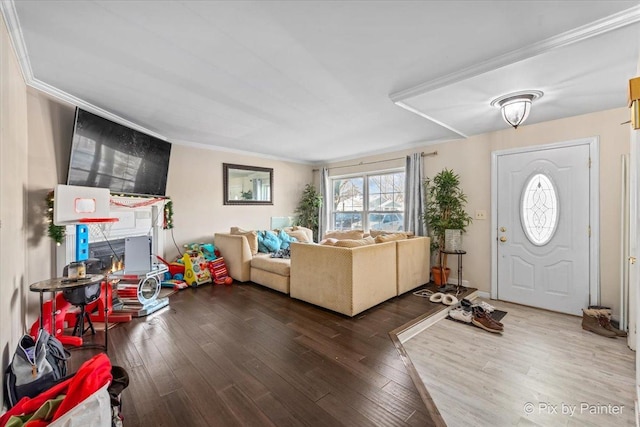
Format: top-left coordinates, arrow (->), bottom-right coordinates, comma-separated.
79,217 -> 118,242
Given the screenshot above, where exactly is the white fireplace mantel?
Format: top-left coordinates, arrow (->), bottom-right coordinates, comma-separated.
56,196 -> 166,275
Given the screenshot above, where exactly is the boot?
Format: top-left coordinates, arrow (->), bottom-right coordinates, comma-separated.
594,308 -> 628,337
582,309 -> 617,338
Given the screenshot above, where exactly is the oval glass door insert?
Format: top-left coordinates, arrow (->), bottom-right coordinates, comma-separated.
521,173 -> 558,245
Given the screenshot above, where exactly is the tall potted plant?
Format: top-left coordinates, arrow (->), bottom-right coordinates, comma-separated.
294,184 -> 323,242
423,168 -> 472,286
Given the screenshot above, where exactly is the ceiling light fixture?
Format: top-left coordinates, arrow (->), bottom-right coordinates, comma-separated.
491,90 -> 543,129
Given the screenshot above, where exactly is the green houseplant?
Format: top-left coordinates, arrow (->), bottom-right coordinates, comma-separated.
423,168 -> 472,285
294,184 -> 323,242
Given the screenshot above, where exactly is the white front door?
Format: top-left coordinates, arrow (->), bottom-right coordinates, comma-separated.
495,142 -> 592,315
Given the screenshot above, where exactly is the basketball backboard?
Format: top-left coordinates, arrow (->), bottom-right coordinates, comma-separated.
53,184 -> 111,225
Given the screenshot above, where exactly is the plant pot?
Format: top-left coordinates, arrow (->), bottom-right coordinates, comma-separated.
431,266 -> 450,286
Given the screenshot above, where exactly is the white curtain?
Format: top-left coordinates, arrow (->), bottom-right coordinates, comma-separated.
318,167 -> 330,242
405,153 -> 425,236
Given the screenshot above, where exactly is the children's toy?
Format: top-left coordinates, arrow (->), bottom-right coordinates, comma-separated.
161,279 -> 189,290
182,251 -> 212,287
110,264 -> 170,317
208,257 -> 232,285
29,293 -> 82,347
156,255 -> 185,277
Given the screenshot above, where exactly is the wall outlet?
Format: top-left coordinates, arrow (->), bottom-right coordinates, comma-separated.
475,210 -> 487,220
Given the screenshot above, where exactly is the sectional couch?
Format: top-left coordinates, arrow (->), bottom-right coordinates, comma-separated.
214,227 -> 430,316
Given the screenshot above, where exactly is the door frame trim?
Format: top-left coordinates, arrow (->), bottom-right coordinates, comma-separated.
490,137 -> 600,306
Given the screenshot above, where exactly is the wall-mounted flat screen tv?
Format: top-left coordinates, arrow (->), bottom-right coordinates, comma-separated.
67,108 -> 172,197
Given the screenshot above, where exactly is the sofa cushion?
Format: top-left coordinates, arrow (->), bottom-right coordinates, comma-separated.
323,230 -> 364,240
286,229 -> 311,243
374,233 -> 408,243
251,254 -> 291,276
319,238 -> 338,246
333,236 -> 376,248
369,230 -> 414,238
230,227 -> 259,255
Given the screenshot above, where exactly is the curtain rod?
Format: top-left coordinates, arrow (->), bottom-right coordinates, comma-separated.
312,150 -> 437,172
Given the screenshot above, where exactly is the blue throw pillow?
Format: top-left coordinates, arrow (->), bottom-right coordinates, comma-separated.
278,230 -> 297,250
262,230 -> 281,253
257,231 -> 270,253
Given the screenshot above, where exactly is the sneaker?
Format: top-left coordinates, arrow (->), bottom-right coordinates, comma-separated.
475,300 -> 495,313
449,307 -> 472,323
472,306 -> 503,333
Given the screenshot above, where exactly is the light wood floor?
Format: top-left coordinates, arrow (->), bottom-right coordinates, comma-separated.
402,300 -> 636,427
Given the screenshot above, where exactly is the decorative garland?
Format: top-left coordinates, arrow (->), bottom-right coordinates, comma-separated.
110,197 -> 166,208
164,200 -> 174,230
46,190 -> 65,246
45,192 -> 174,244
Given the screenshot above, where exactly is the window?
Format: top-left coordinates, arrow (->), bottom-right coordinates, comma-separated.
331,171 -> 405,232
521,173 -> 559,245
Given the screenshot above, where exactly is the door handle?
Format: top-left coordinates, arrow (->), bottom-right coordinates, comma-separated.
500,236 -> 507,242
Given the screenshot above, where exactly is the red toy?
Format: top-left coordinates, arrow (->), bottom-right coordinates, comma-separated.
208,257 -> 232,285
29,293 -> 82,347
157,255 -> 185,277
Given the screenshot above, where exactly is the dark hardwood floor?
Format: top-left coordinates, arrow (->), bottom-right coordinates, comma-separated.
70,282 -> 460,426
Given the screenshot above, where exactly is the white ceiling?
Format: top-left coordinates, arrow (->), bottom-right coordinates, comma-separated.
4,1 -> 640,163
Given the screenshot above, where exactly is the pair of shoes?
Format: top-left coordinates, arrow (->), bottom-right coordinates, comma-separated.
429,292 -> 458,306
448,306 -> 472,323
461,298 -> 495,313
471,306 -> 503,333
582,308 -> 626,338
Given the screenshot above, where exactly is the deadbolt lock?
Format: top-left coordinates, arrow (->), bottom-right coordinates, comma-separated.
630,256 -> 637,265
500,227 -> 506,232
500,236 -> 507,242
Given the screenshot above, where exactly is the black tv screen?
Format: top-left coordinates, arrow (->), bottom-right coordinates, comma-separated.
67,108 -> 172,197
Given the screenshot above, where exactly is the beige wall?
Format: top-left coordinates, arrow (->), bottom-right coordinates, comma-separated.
0,14 -> 29,399
21,91 -> 314,276
165,146 -> 313,260
324,107 -> 629,316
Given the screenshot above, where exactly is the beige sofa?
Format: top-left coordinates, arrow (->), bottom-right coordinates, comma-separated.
215,227 -> 430,316
214,227 -> 313,294
289,236 -> 430,316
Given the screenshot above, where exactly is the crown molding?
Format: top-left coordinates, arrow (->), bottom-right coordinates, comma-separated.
390,4 -> 640,102
393,101 -> 468,139
169,138 -> 315,165
1,0 -> 32,82
0,0 -> 167,141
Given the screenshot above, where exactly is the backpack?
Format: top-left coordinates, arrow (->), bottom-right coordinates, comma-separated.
4,329 -> 69,408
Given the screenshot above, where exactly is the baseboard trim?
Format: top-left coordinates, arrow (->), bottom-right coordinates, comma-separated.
476,291 -> 491,299
447,278 -> 470,288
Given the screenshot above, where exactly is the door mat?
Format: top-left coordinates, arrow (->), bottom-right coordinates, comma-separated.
446,309 -> 507,325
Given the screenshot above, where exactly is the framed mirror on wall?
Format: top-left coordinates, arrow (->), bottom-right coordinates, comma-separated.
223,163 -> 273,205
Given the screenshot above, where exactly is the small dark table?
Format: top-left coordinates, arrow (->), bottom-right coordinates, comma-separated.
29,274 -> 106,349
438,250 -> 466,294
